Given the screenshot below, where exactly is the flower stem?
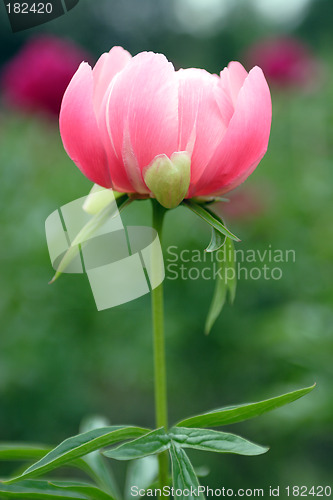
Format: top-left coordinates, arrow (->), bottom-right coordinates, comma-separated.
151,199 -> 169,495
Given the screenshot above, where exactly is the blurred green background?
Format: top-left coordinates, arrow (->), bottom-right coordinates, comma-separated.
0,0 -> 332,493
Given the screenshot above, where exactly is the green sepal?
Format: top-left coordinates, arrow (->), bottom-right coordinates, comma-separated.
191,197 -> 229,204
82,185 -> 125,215
182,200 -> 240,242
205,227 -> 225,253
143,153 -> 191,209
205,236 -> 236,334
204,207 -> 227,253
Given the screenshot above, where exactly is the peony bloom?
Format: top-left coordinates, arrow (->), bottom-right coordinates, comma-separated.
216,188 -> 265,221
1,36 -> 90,116
60,47 -> 271,208
244,37 -> 317,89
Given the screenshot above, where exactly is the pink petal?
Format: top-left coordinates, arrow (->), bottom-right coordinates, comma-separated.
97,81 -> 136,193
59,62 -> 112,188
101,52 -> 179,193
191,66 -> 272,197
92,46 -> 132,116
177,68 -> 233,185
91,47 -> 134,192
219,61 -> 249,106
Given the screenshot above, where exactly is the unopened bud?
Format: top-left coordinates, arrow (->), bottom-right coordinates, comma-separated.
143,152 -> 191,209
83,184 -> 115,214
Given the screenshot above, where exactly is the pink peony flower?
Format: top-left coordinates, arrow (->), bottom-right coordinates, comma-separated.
1,36 -> 90,116
60,47 -> 271,208
244,37 -> 317,89
215,188 -> 266,221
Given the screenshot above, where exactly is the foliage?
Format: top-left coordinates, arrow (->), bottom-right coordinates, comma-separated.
1,4 -> 333,492
0,387 -> 314,497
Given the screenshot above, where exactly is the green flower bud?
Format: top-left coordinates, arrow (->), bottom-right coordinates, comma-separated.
143,152 -> 191,209
83,184 -> 116,214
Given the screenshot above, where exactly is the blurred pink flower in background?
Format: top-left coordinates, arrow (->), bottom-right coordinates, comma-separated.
1,36 -> 90,116
244,37 -> 318,89
216,188 -> 265,221
60,46 -> 271,208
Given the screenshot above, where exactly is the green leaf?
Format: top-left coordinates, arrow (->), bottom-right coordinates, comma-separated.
103,429 -> 170,461
169,444 -> 205,500
205,227 -> 225,252
0,480 -> 83,499
194,466 -> 210,478
204,208 -> 226,253
116,196 -> 134,214
205,236 -> 237,335
191,196 -> 229,204
3,426 -> 149,484
182,200 -> 240,242
50,481 -> 115,500
0,444 -> 50,461
79,416 -> 121,500
0,480 -> 115,499
50,194 -> 131,284
175,384 -> 316,428
0,442 -> 118,486
204,265 -> 227,335
124,456 -> 158,500
225,238 -> 237,304
170,428 -> 268,456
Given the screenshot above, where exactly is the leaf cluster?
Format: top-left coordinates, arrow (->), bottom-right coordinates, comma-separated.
0,385 -> 315,499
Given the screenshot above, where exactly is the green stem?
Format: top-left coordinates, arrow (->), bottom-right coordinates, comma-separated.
151,199 -> 169,495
